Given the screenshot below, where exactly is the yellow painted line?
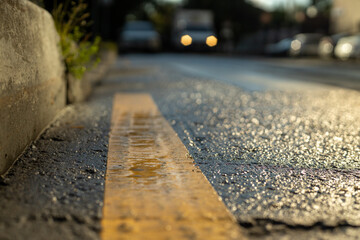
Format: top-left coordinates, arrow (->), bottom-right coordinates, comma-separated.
101,93 -> 245,240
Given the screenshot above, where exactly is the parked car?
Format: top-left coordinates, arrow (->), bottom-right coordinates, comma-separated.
334,34 -> 360,60
171,10 -> 217,50
118,21 -> 161,52
176,25 -> 218,50
318,33 -> 350,58
265,38 -> 293,56
289,33 -> 323,57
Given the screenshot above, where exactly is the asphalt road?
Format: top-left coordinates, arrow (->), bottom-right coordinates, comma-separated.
1,54 -> 360,239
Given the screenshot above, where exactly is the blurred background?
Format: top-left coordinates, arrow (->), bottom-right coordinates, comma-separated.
39,0 -> 360,59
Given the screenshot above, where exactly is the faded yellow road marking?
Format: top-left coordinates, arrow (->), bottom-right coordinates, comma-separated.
101,93 -> 244,240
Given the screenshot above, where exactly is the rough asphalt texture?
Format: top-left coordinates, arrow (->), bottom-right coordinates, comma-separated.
109,56 -> 360,239
1,54 -> 360,239
0,97 -> 112,240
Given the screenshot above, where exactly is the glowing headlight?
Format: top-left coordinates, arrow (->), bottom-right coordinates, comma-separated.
291,40 -> 302,51
341,43 -> 353,54
180,35 -> 192,46
206,36 -> 218,47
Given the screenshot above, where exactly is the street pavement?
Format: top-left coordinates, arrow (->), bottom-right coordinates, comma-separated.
1,53 -> 360,239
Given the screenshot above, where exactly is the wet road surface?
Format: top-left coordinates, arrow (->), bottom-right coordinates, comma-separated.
1,54 -> 360,239
102,94 -> 242,239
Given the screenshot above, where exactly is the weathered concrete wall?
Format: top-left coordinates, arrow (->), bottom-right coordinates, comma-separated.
0,0 -> 66,174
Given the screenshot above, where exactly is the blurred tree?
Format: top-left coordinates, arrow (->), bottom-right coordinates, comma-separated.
123,1 -> 177,49
301,0 -> 331,33
148,2 -> 177,49
42,0 -> 153,40
108,0 -> 152,40
271,8 -> 289,27
265,0 -> 332,34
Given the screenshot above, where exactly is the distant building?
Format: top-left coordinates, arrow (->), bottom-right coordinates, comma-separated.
331,0 -> 360,33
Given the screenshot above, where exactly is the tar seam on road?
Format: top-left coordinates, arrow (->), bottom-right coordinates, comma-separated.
101,93 -> 244,240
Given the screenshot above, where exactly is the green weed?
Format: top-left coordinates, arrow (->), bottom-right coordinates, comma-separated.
52,0 -> 101,79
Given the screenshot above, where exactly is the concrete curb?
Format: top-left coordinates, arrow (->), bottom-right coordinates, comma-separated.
0,0 -> 66,175
0,0 -> 117,175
